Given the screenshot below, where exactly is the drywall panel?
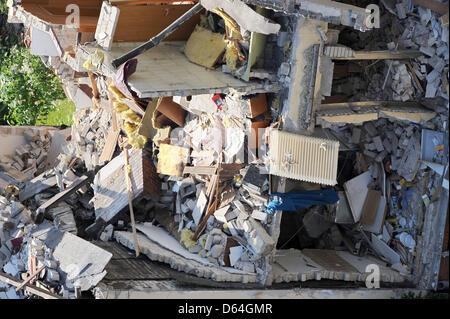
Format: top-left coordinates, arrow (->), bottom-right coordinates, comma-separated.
30,27 -> 59,56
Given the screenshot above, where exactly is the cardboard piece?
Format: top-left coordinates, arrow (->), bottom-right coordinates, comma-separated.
155,97 -> 187,127
363,196 -> 387,234
249,93 -> 268,118
360,189 -> 382,226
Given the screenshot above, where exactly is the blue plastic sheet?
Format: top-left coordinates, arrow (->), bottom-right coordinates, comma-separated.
265,189 -> 339,214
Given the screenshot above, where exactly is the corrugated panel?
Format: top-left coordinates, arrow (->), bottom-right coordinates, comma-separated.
269,130 -> 339,186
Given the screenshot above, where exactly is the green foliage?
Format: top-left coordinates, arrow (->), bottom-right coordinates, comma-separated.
0,0 -> 8,15
36,99 -> 76,126
0,46 -> 66,125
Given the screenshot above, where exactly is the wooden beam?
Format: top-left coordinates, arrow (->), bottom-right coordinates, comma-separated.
36,174 -> 94,214
406,62 -> 424,93
183,165 -> 217,176
193,161 -> 222,241
100,128 -> 120,162
319,101 -> 422,109
88,72 -> 100,108
414,0 -> 449,15
0,271 -> 63,299
333,50 -> 422,60
192,198 -> 219,241
15,265 -> 46,292
19,173 -> 57,202
123,148 -> 140,257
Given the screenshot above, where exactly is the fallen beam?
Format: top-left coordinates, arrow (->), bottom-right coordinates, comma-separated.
334,50 -> 422,60
36,174 -> 94,214
19,172 -> 57,202
318,101 -> 422,110
0,271 -> 63,299
123,148 -> 140,257
15,265 -> 46,292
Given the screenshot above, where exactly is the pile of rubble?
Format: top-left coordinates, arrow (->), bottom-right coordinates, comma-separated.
66,107 -> 114,171
359,1 -> 449,102
155,163 -> 274,273
0,129 -> 52,180
1,0 -> 449,299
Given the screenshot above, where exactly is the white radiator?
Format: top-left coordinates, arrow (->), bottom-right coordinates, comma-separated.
269,130 -> 339,186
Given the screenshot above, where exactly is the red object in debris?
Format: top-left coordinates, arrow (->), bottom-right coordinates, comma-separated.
212,94 -> 223,111
10,237 -> 23,254
28,256 -> 37,284
66,135 -> 72,142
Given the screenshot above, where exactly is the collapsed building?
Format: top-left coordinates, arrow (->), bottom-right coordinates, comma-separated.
0,0 -> 448,299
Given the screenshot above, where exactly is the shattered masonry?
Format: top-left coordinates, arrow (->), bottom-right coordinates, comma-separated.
0,0 -> 448,299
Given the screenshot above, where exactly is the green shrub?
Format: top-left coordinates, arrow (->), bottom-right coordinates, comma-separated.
0,46 -> 66,125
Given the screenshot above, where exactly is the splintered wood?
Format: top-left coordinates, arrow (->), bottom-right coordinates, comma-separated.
123,148 -> 140,257
100,128 -> 120,162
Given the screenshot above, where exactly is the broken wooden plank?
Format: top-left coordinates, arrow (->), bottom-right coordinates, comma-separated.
15,265 -> 46,292
406,62 -> 424,93
0,271 -> 63,299
19,172 -> 57,202
333,50 -> 422,60
88,72 -> 100,108
205,174 -> 218,198
183,164 -> 245,176
360,190 -> 382,226
183,165 -> 217,175
192,198 -> 219,241
36,174 -> 94,213
319,101 -> 422,110
100,128 -> 120,162
193,162 -> 222,241
123,148 -> 140,257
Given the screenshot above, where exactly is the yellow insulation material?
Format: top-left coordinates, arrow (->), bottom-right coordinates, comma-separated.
108,84 -> 147,149
180,229 -> 197,249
